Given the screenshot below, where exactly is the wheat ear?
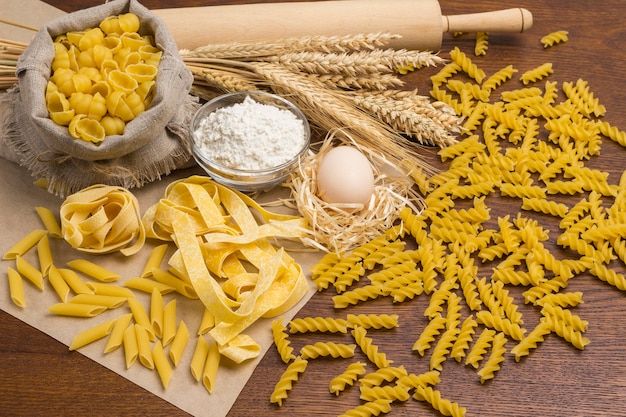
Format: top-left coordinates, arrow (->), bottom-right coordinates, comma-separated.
180,32 -> 401,60
262,49 -> 444,77
304,73 -> 405,91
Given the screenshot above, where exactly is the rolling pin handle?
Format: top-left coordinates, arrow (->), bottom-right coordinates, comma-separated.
442,8 -> 533,34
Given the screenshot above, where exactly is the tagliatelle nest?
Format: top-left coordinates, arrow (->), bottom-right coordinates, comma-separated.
283,130 -> 424,255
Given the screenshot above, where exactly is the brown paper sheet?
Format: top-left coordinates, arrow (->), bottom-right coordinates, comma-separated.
0,157 -> 319,416
0,3 -> 320,414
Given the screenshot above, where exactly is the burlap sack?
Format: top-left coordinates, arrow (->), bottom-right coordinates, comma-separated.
1,0 -> 199,197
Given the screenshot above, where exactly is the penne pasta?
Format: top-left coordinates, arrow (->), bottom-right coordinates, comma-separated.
135,324 -> 155,369
123,323 -> 139,368
48,265 -> 71,302
68,293 -> 128,309
150,287 -> 164,338
49,302 -> 107,317
161,299 -> 177,346
169,320 -> 189,366
202,340 -> 220,393
69,318 -> 116,350
198,308 -> 215,335
35,206 -> 63,238
7,267 -> 26,308
153,341 -> 173,389
58,268 -> 94,295
167,260 -> 193,285
190,336 -> 209,382
15,256 -> 44,291
67,259 -> 121,282
104,313 -> 133,353
152,268 -> 197,299
36,235 -> 53,277
124,276 -> 176,295
141,243 -> 169,277
3,229 -> 47,259
127,297 -> 155,341
86,282 -> 135,299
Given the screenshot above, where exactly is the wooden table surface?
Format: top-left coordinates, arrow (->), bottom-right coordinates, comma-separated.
2,0 -> 626,416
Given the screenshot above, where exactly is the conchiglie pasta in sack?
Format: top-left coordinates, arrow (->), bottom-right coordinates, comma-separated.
2,0 -> 198,197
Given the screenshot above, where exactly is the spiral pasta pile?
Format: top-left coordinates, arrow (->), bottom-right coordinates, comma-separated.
46,13 -> 161,143
268,31 -> 626,416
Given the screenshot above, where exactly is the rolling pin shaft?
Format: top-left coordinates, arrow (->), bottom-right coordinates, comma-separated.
153,0 -> 532,51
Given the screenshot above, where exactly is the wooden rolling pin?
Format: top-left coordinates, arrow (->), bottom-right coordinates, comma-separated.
152,0 -> 533,51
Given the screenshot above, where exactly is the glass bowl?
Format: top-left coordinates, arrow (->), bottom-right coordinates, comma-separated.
190,91 -> 311,192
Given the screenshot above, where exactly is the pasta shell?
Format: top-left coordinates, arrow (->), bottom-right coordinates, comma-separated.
52,43 -> 70,71
100,115 -> 126,136
99,16 -> 123,35
125,63 -> 158,83
89,80 -> 111,97
66,31 -> 85,48
69,92 -> 93,115
78,27 -> 105,52
138,45 -> 161,62
59,73 -> 92,96
103,35 -> 122,54
88,92 -> 108,120
120,32 -> 145,52
118,13 -> 140,33
135,80 -> 155,102
124,92 -> 145,118
108,69 -> 138,94
73,116 -> 106,143
68,114 -> 86,139
67,44 -> 80,71
115,49 -> 141,70
106,91 -> 134,121
78,67 -> 103,83
77,49 -> 96,68
45,80 -> 59,97
49,109 -> 76,126
54,34 -> 71,49
99,58 -> 119,78
92,44 -> 113,67
46,90 -> 70,113
50,68 -> 75,90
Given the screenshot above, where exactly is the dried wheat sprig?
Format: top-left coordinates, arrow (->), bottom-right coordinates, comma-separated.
186,64 -> 259,93
249,61 -> 434,174
304,73 -> 405,91
359,89 -> 463,134
261,49 -> 444,77
351,91 -> 461,147
180,32 -> 401,60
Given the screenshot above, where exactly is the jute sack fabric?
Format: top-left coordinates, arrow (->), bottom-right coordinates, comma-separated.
1,0 -> 198,197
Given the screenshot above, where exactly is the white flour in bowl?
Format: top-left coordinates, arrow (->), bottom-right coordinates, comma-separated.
192,96 -> 306,170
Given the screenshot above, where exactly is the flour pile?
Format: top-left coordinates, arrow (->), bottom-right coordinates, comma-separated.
192,96 -> 306,171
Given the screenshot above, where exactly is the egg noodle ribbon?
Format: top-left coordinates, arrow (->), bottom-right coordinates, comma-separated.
143,176 -> 311,347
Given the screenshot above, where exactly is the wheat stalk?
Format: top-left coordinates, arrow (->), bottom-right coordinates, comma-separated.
180,32 -> 401,60
186,64 -> 259,93
261,49 -> 444,77
352,94 -> 455,146
304,72 -> 405,91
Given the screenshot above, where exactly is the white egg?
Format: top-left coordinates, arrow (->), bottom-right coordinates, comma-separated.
316,146 -> 375,206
